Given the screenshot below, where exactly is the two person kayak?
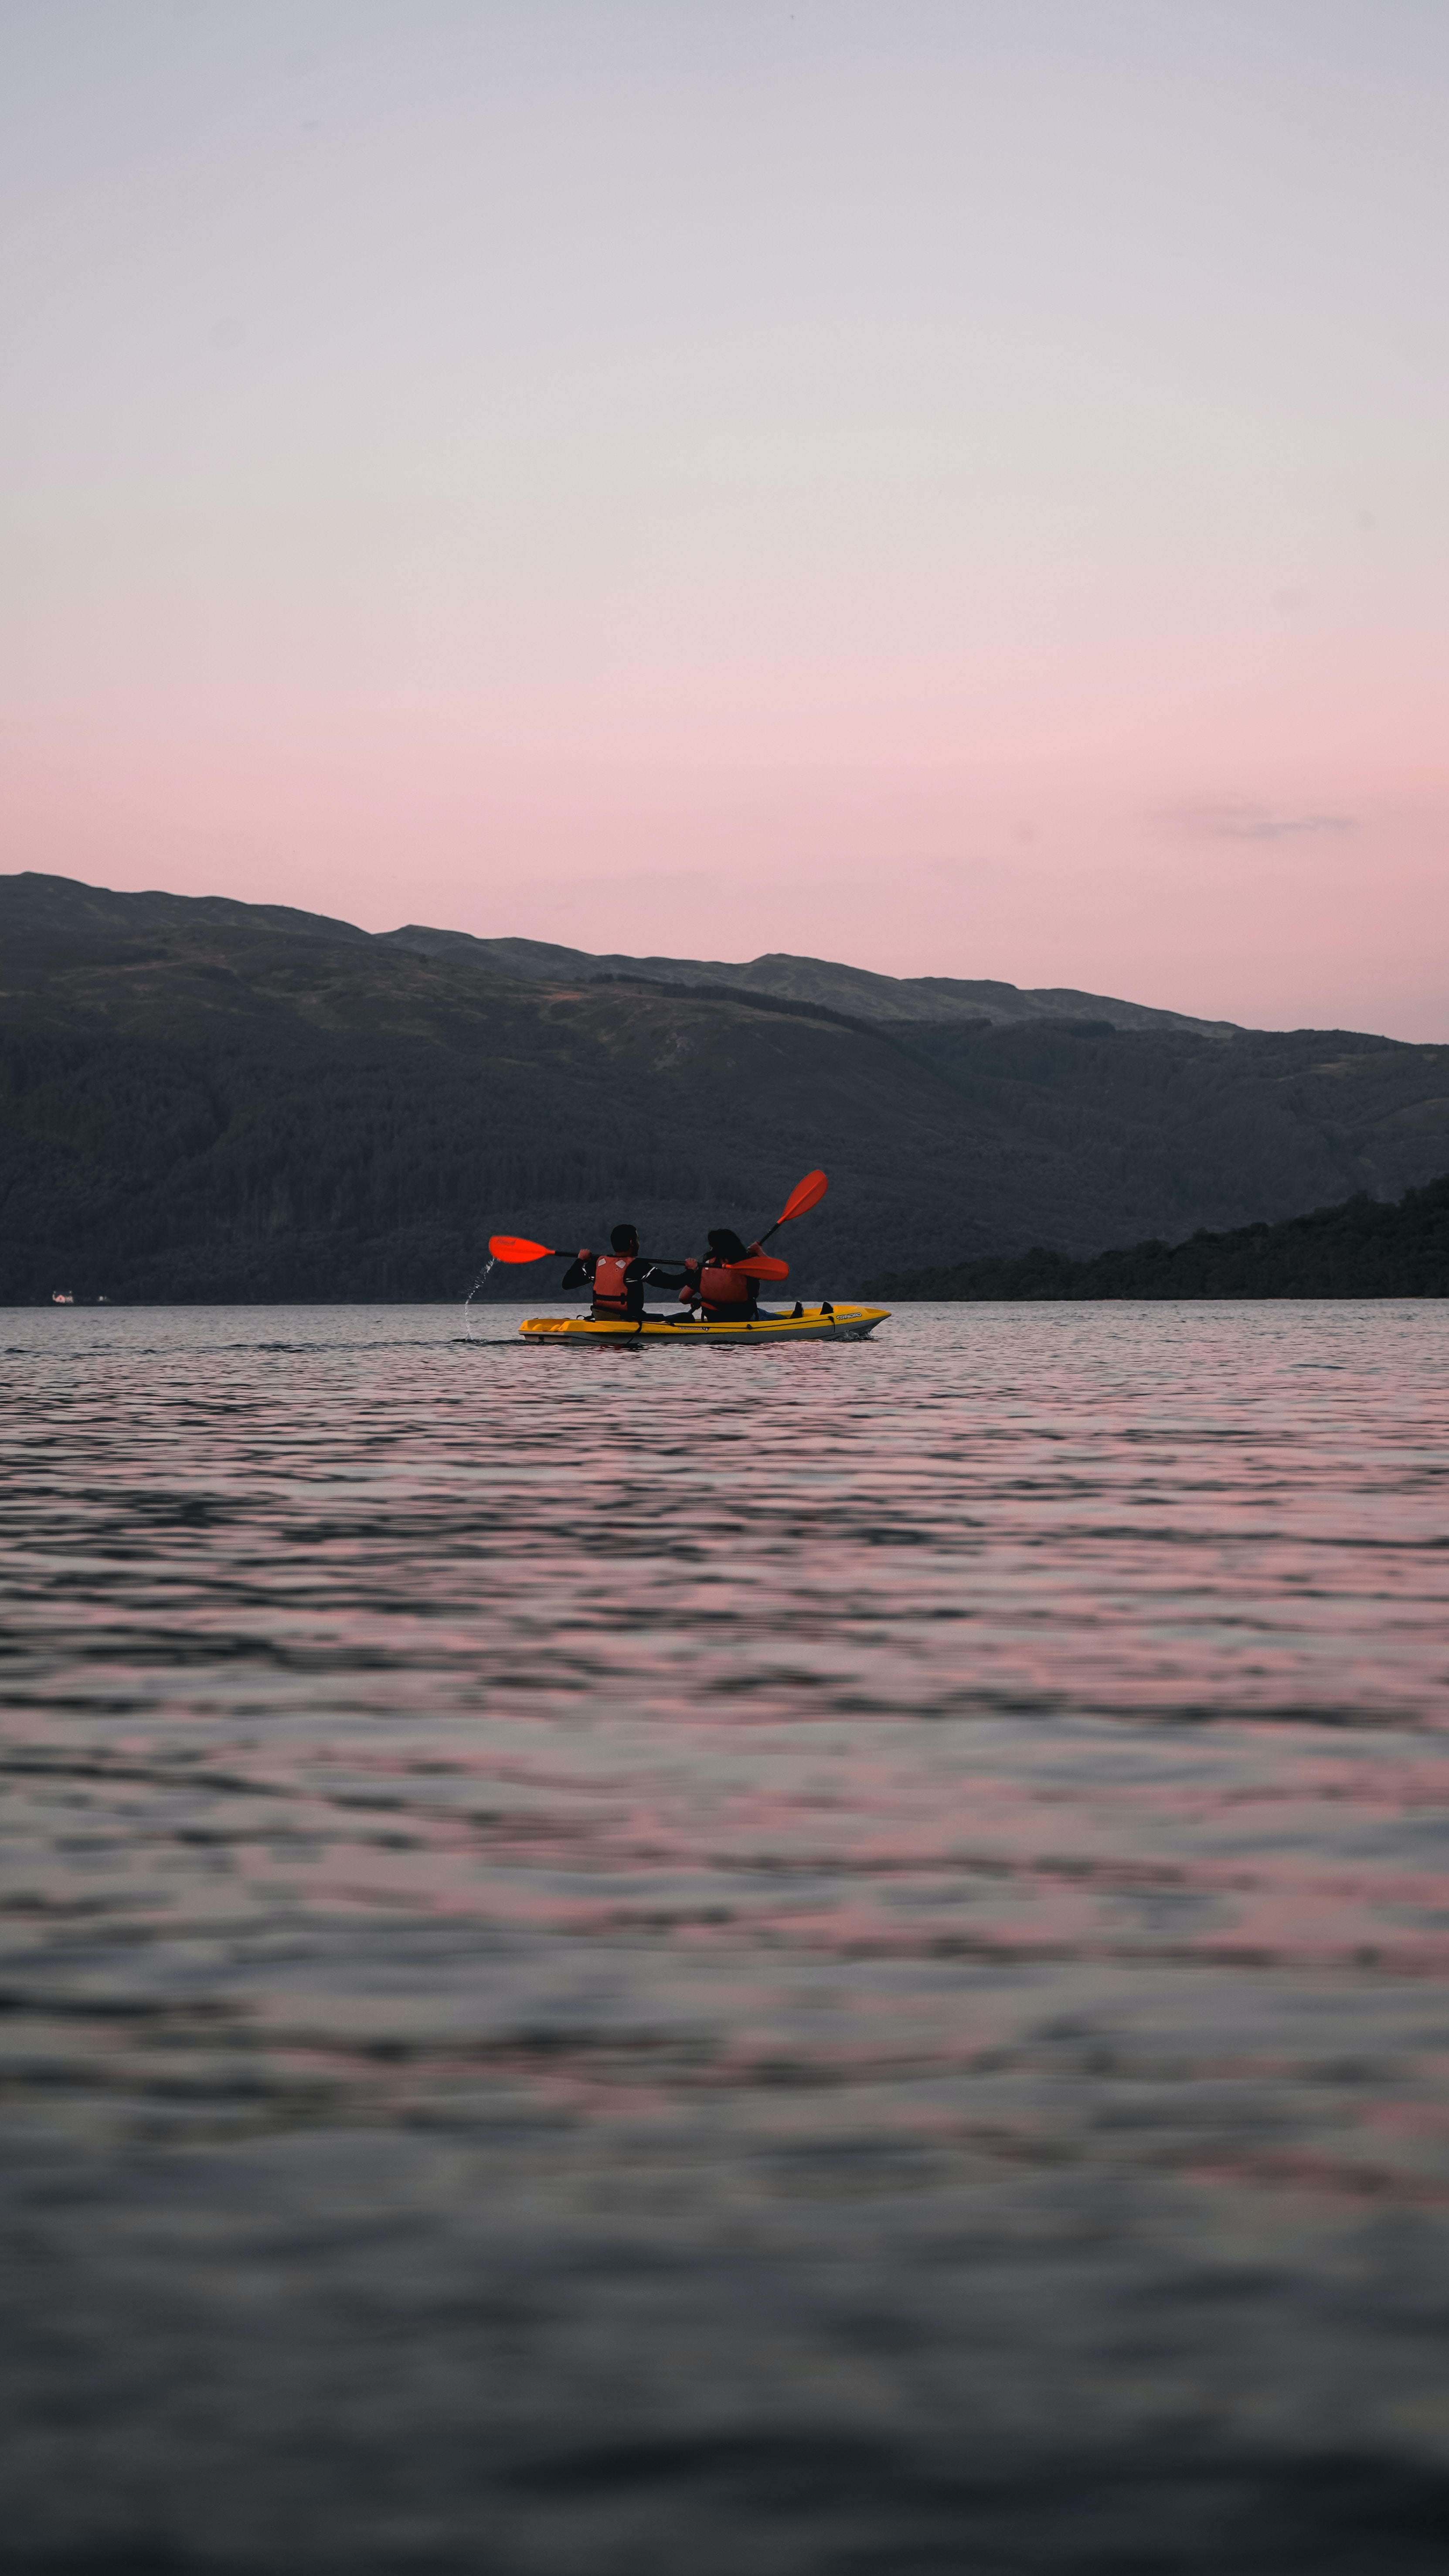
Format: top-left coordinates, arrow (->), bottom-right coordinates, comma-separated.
487,1169 -> 888,1343
519,1305 -> 889,1345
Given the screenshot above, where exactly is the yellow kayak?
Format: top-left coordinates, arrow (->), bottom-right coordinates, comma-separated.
520,1304 -> 890,1346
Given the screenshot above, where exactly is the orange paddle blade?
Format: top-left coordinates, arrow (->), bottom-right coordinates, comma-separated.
778,1169 -> 828,1225
732,1254 -> 789,1281
488,1235 -> 561,1263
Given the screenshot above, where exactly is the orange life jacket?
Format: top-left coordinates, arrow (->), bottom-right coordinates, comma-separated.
698,1261 -> 753,1317
592,1254 -> 632,1318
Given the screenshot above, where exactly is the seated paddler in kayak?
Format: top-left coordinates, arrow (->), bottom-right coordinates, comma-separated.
680,1228 -> 799,1324
561,1224 -> 688,1323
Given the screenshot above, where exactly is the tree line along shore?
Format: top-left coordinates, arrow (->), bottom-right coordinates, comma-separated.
865,1172 -> 1449,1301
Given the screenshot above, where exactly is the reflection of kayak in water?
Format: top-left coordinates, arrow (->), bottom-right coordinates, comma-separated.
520,1304 -> 890,1346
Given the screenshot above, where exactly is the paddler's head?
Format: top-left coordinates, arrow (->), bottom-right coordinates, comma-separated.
707,1228 -> 748,1264
611,1223 -> 639,1256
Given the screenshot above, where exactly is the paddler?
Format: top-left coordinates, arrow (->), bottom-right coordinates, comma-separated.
680,1228 -> 781,1324
561,1225 -> 687,1324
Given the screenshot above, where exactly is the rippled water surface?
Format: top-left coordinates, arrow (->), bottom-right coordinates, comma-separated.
4,1300 -> 1449,2573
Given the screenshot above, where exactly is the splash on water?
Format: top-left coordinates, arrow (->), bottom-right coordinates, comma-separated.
462,1253 -> 496,1336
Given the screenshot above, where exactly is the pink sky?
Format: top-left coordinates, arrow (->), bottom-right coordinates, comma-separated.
3,2 -> 1446,1035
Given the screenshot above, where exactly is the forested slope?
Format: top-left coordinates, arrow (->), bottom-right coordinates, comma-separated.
4,872 -> 1449,1302
867,1172 -> 1449,1300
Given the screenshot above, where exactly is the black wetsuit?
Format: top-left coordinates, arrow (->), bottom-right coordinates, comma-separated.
560,1253 -> 689,1322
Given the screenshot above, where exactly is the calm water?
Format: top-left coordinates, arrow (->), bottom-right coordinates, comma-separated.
3,1300 -> 1449,2574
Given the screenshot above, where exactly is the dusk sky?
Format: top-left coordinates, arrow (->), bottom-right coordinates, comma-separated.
4,1 -> 1446,1035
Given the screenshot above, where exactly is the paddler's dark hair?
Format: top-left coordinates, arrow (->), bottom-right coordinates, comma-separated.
707,1228 -> 748,1261
610,1223 -> 639,1252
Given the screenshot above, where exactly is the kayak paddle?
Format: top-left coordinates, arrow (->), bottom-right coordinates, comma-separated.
489,1234 -> 787,1280
758,1168 -> 828,1247
488,1235 -> 565,1263
646,1252 -> 790,1279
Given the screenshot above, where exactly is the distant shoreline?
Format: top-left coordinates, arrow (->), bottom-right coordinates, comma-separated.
867,1176 -> 1449,1304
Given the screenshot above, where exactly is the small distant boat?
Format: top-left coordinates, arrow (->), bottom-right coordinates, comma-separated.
51,1289 -> 74,1305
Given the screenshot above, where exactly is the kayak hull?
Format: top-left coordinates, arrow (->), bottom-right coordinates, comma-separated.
519,1304 -> 889,1346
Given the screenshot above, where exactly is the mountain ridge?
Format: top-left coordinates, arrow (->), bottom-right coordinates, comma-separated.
4,870 -> 1448,1304
2,875 -> 1237,1037
377,922 -> 1240,1036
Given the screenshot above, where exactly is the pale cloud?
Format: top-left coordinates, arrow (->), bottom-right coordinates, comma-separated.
1187,804 -> 1359,843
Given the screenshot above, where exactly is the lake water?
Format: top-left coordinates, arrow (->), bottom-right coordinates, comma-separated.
3,1300 -> 1449,2573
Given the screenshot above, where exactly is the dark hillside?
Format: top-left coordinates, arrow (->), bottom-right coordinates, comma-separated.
0,900 -> 1012,1300
1,872 -> 369,951
4,871 -> 1449,1302
867,1171 -> 1449,1300
890,1014 -> 1449,1253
